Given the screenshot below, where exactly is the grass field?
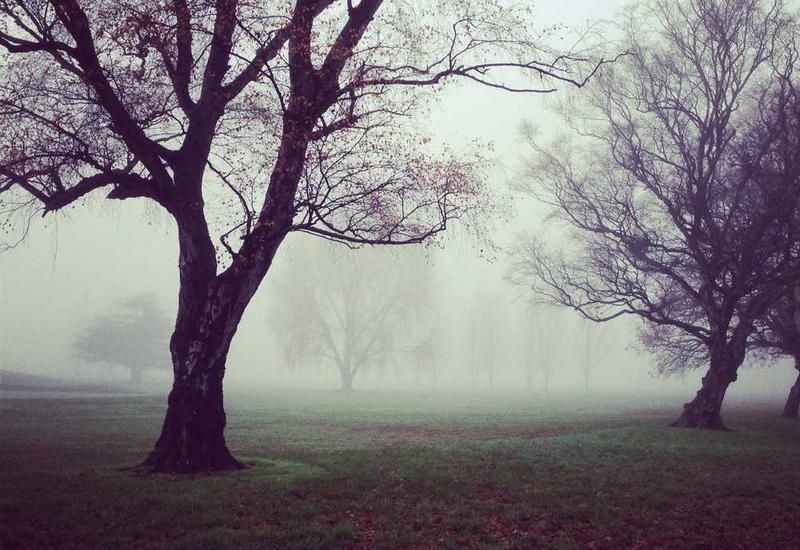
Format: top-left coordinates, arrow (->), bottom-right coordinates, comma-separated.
1,390 -> 799,549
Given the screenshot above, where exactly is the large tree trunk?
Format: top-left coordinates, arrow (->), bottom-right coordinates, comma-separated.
782,356 -> 800,419
143,343 -> 242,472
140,100 -> 309,473
672,339 -> 744,430
142,276 -> 256,472
142,207 -> 282,473
671,369 -> 734,429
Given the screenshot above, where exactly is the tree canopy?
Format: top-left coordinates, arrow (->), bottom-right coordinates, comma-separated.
509,0 -> 800,428
74,294 -> 171,384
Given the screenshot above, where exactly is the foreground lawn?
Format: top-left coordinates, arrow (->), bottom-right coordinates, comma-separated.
1,390 -> 799,549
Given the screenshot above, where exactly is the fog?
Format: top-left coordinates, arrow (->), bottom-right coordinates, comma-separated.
1,0 -> 796,407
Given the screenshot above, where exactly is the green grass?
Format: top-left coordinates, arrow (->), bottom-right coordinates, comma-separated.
1,390 -> 799,549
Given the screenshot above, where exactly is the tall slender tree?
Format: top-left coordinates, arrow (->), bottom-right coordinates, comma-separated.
0,1 -> 605,471
396,249 -> 441,388
468,288 -> 505,390
575,317 -> 606,393
518,306 -> 561,394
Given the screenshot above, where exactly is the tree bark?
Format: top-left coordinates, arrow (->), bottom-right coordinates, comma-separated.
671,341 -> 743,430
142,346 -> 243,473
142,275 -> 258,472
782,356 -> 800,419
142,209 -> 282,472
140,78 -> 311,473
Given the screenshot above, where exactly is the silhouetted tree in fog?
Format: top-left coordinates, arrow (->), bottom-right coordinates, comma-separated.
408,332 -> 443,389
510,0 -> 800,429
74,294 -> 171,385
313,247 -> 405,392
0,1 -> 607,471
521,307 -> 559,393
269,243 -> 439,391
396,250 -> 442,388
268,244 -> 322,380
523,314 -> 538,392
576,317 -> 606,393
468,289 -> 505,390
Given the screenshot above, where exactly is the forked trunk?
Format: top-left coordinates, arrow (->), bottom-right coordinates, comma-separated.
672,341 -> 744,430
142,107 -> 308,473
142,210 -> 282,472
782,357 -> 800,419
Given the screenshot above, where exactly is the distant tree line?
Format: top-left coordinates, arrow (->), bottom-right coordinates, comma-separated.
268,241 -> 440,392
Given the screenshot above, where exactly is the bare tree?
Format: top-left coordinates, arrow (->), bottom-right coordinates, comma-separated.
312,245 -> 405,392
0,1 -> 606,471
267,243 -> 322,380
468,313 -> 480,390
509,0 -> 800,429
575,317 -> 607,393
468,289 -> 505,390
521,306 -> 559,393
409,332 -> 443,389
752,287 -> 800,418
395,249 -> 442,388
74,294 -> 171,385
523,313 -> 538,392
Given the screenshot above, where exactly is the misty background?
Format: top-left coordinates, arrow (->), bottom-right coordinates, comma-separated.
0,0 -> 795,401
